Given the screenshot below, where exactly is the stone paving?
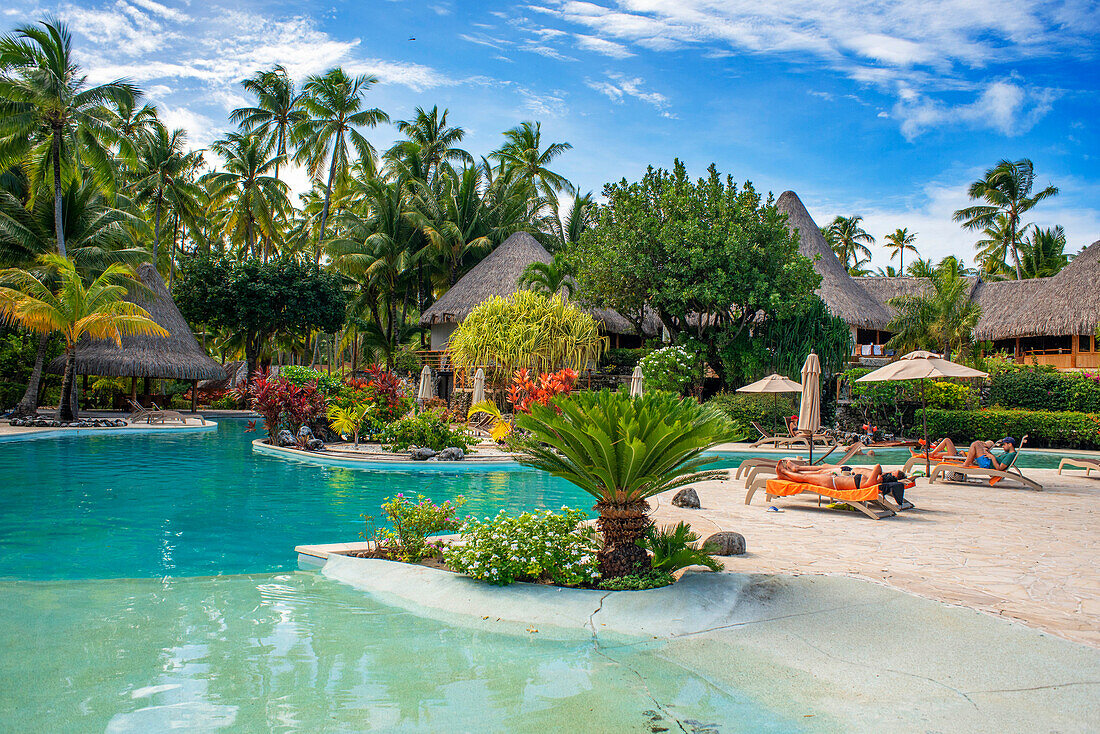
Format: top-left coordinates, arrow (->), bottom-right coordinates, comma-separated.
650,464 -> 1100,648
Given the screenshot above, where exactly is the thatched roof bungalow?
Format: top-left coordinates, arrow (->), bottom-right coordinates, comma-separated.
47,263 -> 226,384
419,231 -> 658,351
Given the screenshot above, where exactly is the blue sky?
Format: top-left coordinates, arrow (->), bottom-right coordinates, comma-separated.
8,0 -> 1100,268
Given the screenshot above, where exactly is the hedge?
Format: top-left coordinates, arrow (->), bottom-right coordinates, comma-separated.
988,370 -> 1100,413
917,408 -> 1100,450
709,392 -> 799,440
600,348 -> 651,374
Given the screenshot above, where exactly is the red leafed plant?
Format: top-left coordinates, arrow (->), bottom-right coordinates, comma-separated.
234,370 -> 327,443
507,368 -> 578,413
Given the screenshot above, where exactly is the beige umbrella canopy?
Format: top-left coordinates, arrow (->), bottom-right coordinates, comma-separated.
737,373 -> 802,433
857,350 -> 988,474
471,368 -> 485,406
798,352 -> 822,463
417,365 -> 434,401
629,365 -> 644,397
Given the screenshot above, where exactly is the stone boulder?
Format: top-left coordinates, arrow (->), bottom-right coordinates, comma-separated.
702,531 -> 745,556
672,487 -> 701,509
296,425 -> 314,441
409,447 -> 437,461
307,438 -> 325,451
276,429 -> 295,447
432,447 -> 465,461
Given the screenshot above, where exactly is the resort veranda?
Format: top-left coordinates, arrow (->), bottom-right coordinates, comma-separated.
1,14 -> 1099,733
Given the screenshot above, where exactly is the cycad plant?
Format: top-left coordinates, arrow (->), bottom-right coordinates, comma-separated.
639,521 -> 722,573
515,390 -> 735,577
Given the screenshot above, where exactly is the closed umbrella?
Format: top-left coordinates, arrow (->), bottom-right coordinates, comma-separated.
736,373 -> 802,434
417,365 -> 434,401
471,368 -> 485,406
856,350 -> 987,475
629,365 -> 644,397
797,352 -> 822,464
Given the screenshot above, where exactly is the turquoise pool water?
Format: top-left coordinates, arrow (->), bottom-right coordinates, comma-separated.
0,420 -> 802,732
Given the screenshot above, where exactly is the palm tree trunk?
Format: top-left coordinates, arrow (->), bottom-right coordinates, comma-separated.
12,333 -> 50,419
594,500 -> 652,577
57,349 -> 77,422
318,136 -> 341,244
1009,218 -> 1024,280
52,129 -> 67,258
153,193 -> 162,261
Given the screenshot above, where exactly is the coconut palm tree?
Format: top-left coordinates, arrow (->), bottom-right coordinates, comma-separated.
519,252 -> 574,296
1020,224 -> 1069,279
0,253 -> 166,421
230,65 -> 305,182
953,158 -> 1058,280
205,132 -> 288,260
492,121 -> 573,208
826,215 -> 875,270
543,190 -> 594,251
883,227 -> 918,274
388,105 -> 471,186
973,212 -> 1014,279
515,390 -> 735,577
295,68 -> 388,243
130,123 -> 202,261
104,98 -> 159,166
0,18 -> 139,257
886,256 -> 981,359
407,166 -> 497,287
874,265 -> 899,277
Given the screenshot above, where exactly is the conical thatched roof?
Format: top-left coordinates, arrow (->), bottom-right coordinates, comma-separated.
419,231 -> 656,335
974,239 -> 1100,340
47,263 -> 226,381
776,191 -> 892,329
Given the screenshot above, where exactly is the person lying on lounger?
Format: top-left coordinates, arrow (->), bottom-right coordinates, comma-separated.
775,461 -> 913,509
926,437 -> 992,457
961,435 -> 1024,471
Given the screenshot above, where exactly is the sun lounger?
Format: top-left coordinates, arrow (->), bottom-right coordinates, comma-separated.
1057,457 -> 1100,477
736,443 -> 870,484
745,476 -> 902,519
749,421 -> 836,450
929,452 -> 1042,491
128,399 -> 187,425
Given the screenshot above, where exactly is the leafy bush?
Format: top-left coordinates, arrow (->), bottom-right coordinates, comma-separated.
597,571 -> 674,591
600,348 -> 652,374
989,369 -> 1100,413
280,365 -> 344,396
84,377 -> 128,409
210,394 -> 240,410
709,392 -> 796,437
370,494 -> 465,562
638,522 -> 722,573
335,365 -> 411,425
444,508 -> 600,586
380,409 -> 473,452
233,373 -> 327,442
638,345 -> 697,394
918,408 -> 1100,450
507,368 -> 577,413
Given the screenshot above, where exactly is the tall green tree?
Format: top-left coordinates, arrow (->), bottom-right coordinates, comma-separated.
492,121 -> 573,207
826,215 -> 875,270
883,227 -> 918,274
131,123 -> 202,261
953,158 -> 1058,280
973,212 -> 1013,279
388,105 -> 471,185
886,256 -> 981,359
519,251 -> 574,296
543,191 -> 594,251
296,68 -> 388,243
0,19 -> 139,257
1019,224 -> 1069,279
230,65 -> 305,181
205,133 -> 288,260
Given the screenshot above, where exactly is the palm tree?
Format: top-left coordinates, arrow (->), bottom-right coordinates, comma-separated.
974,212 -> 1014,279
543,191 -> 594,251
883,228 -> 918,274
515,390 -> 734,577
0,18 -> 139,257
1020,225 -> 1069,278
407,166 -> 495,287
131,123 -> 202,261
874,265 -> 899,277
520,252 -> 574,295
296,68 -> 388,243
953,158 -> 1058,280
886,256 -> 981,359
104,98 -> 159,166
388,105 -> 471,185
0,253 -> 166,421
205,133 -> 288,260
230,65 -> 305,181
826,215 -> 875,270
492,121 -> 573,208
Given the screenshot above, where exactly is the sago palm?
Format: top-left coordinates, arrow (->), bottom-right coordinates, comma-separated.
515,390 -> 735,577
883,227 -> 918,274
0,253 -> 167,421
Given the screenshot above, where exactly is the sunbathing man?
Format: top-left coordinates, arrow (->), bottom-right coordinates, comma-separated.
926,437 -> 991,457
962,435 -> 1023,470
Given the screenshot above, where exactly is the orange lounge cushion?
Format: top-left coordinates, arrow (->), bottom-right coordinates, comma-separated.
765,478 -> 882,503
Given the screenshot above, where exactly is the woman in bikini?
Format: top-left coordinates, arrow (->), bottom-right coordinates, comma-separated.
774,459 -> 883,491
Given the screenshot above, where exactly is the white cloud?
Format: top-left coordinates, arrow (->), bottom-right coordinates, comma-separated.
574,34 -> 632,58
893,81 -> 1058,139
585,72 -> 670,111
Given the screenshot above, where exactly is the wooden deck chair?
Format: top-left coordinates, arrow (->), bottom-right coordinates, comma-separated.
127,399 -> 152,423
145,401 -> 188,425
1057,457 -> 1100,477
744,475 -> 900,520
929,451 -> 1042,491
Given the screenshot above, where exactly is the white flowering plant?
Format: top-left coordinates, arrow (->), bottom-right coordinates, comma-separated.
444,508 -> 601,586
638,344 -> 699,395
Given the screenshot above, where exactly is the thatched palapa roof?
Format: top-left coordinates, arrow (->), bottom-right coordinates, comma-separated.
47,263 -> 226,381
776,191 -> 892,329
419,231 -> 658,336
974,239 -> 1100,340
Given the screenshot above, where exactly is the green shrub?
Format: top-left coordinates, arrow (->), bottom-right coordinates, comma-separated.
918,408 -> 1100,450
989,369 -> 1100,413
210,395 -> 240,409
370,494 -> 465,562
600,347 -> 652,373
597,571 -> 674,590
380,409 -> 473,452
0,381 -> 24,410
709,392 -> 797,434
280,365 -> 344,396
444,508 -> 600,586
638,345 -> 698,394
638,522 -> 722,573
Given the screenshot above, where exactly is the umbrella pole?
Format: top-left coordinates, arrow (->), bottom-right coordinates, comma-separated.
923,378 -> 930,477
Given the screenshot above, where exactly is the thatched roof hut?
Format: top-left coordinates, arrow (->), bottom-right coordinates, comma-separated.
47,263 -> 226,381
859,275 -> 981,323
775,191 -> 892,329
974,239 -> 1100,340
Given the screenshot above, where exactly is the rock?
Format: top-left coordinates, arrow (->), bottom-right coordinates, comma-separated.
276,429 -> 295,447
409,447 -> 437,461
672,487 -> 701,509
296,425 -> 314,441
702,531 -> 745,556
307,438 -> 325,451
433,447 -> 465,461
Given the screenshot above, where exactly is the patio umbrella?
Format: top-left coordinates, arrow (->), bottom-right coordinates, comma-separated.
856,350 -> 987,475
629,365 -> 644,397
797,352 -> 822,464
417,365 -> 434,401
471,368 -> 485,406
736,373 -> 802,433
